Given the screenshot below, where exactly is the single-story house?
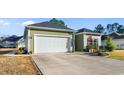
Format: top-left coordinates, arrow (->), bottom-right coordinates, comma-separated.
17,37 -> 25,48
2,35 -> 22,48
75,28 -> 101,51
102,32 -> 124,49
24,21 -> 76,54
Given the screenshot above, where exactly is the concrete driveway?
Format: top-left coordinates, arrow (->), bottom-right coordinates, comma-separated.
32,53 -> 124,75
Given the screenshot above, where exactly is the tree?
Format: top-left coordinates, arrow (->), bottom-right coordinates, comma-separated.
96,23 -> 124,34
50,18 -> 65,25
59,20 -> 65,25
106,23 -> 120,33
117,25 -> 124,34
105,36 -> 116,52
109,23 -> 119,32
95,24 -> 105,33
113,23 -> 119,26
117,25 -> 124,30
49,18 -> 59,24
107,24 -> 112,33
113,23 -> 119,31
117,29 -> 124,34
49,18 -> 67,29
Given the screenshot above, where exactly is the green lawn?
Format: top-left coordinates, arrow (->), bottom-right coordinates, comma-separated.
106,50 -> 124,60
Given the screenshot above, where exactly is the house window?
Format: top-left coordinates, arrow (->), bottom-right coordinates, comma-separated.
117,45 -> 119,49
120,44 -> 124,49
87,36 -> 93,45
87,36 -> 98,46
94,39 -> 98,46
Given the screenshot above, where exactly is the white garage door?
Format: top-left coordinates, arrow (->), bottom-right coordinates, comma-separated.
34,35 -> 71,53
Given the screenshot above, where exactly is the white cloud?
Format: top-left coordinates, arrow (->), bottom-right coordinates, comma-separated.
3,22 -> 10,25
0,20 -> 10,25
16,22 -> 20,24
22,21 -> 35,25
0,20 -> 4,23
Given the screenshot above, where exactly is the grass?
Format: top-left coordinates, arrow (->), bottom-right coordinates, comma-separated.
0,56 -> 39,75
106,50 -> 124,60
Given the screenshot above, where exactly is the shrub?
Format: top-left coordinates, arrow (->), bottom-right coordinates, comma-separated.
86,44 -> 94,53
16,47 -> 27,54
99,46 -> 106,52
87,44 -> 94,50
98,52 -> 109,56
105,36 -> 116,52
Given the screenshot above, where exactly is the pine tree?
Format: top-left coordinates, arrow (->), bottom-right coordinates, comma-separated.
105,36 -> 116,51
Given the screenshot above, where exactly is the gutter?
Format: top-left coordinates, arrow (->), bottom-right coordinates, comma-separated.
26,26 -> 77,33
75,32 -> 101,36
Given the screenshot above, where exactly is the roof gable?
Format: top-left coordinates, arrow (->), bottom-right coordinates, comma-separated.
110,32 -> 124,39
102,32 -> 124,40
2,36 -> 23,42
77,28 -> 100,33
76,28 -> 101,36
28,21 -> 73,30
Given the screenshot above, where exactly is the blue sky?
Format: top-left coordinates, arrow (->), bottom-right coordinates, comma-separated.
0,18 -> 124,36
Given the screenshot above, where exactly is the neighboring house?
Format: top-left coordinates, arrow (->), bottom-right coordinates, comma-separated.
17,37 -> 25,48
0,36 -> 9,47
75,28 -> 101,51
2,35 -> 22,48
2,41 -> 16,48
102,32 -> 124,49
24,21 -> 76,54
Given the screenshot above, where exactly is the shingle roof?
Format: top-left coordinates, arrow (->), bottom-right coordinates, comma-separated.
77,28 -> 100,33
28,21 -> 73,30
102,32 -> 124,40
2,35 -> 23,42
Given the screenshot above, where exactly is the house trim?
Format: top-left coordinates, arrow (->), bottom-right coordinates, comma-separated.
26,26 -> 76,33
34,34 -> 72,38
28,29 -> 30,53
76,32 -> 101,36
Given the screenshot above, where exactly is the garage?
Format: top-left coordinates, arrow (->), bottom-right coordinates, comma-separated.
34,35 -> 71,53
24,21 -> 75,54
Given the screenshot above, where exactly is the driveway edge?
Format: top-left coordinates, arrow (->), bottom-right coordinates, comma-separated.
30,55 -> 43,75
